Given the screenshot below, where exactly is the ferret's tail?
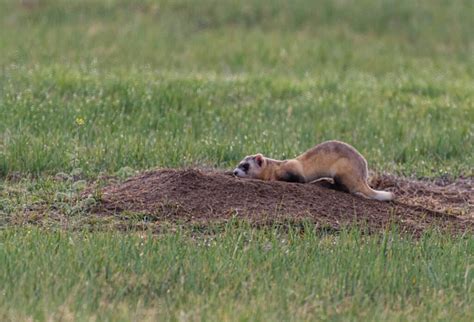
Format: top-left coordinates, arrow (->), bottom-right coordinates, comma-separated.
358,183 -> 395,201
370,189 -> 395,201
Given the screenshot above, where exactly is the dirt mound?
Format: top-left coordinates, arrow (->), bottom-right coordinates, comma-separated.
98,169 -> 473,234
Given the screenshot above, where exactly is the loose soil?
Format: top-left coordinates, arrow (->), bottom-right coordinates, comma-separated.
97,169 -> 473,234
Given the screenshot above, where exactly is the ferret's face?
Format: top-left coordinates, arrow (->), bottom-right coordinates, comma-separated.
233,154 -> 265,179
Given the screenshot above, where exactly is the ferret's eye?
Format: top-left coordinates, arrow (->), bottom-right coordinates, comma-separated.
240,163 -> 249,171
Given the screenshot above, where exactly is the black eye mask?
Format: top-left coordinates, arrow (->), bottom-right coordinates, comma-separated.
239,163 -> 250,172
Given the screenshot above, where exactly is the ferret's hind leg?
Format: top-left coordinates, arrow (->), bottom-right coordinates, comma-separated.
335,174 -> 394,201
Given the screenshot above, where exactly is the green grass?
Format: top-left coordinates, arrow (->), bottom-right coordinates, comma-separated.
1,0 -> 473,178
1,67 -> 473,178
0,1 -> 473,320
1,226 -> 473,321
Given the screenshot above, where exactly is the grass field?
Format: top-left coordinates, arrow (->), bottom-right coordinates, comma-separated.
1,0 -> 473,177
0,0 -> 473,321
1,227 -> 473,321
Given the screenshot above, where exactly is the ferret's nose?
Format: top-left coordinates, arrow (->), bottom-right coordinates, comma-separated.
233,170 -> 238,176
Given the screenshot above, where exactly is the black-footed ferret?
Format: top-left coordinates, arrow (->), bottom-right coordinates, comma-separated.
233,140 -> 394,201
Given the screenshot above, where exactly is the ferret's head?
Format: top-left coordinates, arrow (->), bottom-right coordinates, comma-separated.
233,154 -> 266,179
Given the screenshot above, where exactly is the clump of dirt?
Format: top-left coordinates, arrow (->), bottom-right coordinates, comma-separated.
97,169 -> 473,235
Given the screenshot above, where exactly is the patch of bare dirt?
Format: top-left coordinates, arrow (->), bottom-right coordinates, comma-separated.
97,169 -> 473,235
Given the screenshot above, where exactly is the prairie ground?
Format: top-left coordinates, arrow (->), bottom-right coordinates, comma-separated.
0,0 -> 473,321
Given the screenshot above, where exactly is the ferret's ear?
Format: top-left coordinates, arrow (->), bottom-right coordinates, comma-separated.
254,154 -> 264,167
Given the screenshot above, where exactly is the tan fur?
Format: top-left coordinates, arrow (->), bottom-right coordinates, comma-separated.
234,140 -> 394,201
